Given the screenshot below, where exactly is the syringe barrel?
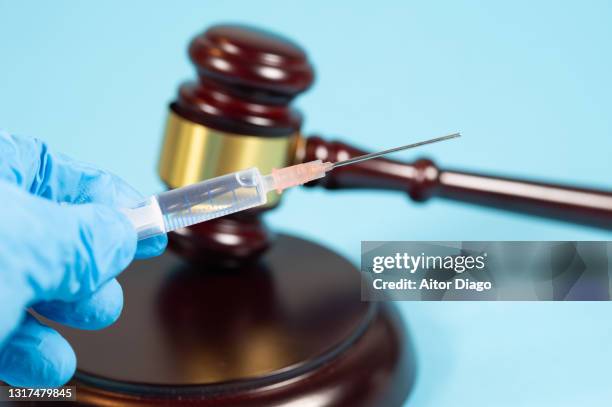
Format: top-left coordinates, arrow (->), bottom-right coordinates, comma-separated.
122,168 -> 268,240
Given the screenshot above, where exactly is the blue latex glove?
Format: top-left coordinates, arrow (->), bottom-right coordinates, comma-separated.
0,130 -> 167,387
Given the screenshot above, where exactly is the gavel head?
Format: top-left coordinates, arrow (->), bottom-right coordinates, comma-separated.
158,25 -> 315,264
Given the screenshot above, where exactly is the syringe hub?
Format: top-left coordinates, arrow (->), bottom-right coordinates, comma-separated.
263,160 -> 333,194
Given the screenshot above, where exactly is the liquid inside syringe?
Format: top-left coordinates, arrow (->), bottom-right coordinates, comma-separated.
122,133 -> 460,240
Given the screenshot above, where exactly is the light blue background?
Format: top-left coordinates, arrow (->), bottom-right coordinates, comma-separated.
1,1 -> 611,405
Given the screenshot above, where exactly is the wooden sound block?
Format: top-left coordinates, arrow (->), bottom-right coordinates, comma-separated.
55,234 -> 415,406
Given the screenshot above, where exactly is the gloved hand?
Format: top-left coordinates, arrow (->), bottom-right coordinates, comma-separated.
0,130 -> 167,387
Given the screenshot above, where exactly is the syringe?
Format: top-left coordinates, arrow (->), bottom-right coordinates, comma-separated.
122,133 -> 460,240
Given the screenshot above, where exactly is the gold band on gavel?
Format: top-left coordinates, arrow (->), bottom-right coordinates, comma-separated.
158,111 -> 300,206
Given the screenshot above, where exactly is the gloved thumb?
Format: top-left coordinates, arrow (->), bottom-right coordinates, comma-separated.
38,202 -> 137,304
4,189 -> 138,307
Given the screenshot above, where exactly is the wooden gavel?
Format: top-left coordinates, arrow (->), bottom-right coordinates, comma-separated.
157,24 -> 612,263
60,24 -> 607,406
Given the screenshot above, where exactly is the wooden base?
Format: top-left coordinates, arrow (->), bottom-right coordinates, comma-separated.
57,234 -> 415,406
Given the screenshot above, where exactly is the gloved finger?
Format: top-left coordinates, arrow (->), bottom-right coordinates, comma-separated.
0,313 -> 76,387
63,169 -> 166,259
82,174 -> 166,259
0,130 -> 130,204
6,194 -> 136,306
135,235 -> 167,259
0,131 -> 166,258
33,279 -> 123,330
44,203 -> 135,302
70,171 -> 166,259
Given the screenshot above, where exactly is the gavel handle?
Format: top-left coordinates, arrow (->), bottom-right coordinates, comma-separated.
303,136 -> 612,230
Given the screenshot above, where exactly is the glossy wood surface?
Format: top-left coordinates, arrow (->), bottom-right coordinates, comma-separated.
174,24 -> 314,136
168,211 -> 273,266
304,136 -> 612,229
53,235 -> 414,406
